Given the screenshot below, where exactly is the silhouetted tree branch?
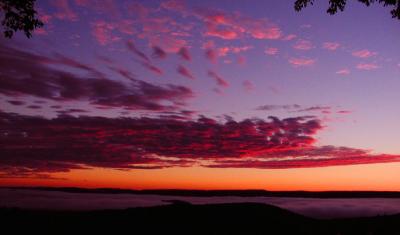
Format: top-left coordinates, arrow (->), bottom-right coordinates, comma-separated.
294,0 -> 400,19
0,0 -> 43,38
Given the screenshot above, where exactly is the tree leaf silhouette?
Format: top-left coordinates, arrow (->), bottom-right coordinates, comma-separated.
294,0 -> 400,19
0,0 -> 44,38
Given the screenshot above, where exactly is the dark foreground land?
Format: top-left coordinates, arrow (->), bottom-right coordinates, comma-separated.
2,202 -> 399,235
9,186 -> 400,198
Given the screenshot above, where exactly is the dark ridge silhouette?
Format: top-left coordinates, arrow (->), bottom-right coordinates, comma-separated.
1,202 -> 399,235
162,199 -> 193,206
6,186 -> 400,198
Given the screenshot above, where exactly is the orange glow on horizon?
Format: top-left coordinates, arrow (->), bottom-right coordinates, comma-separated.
2,162 -> 400,191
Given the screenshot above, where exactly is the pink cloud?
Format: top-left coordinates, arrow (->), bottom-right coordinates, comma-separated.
135,15 -> 190,53
74,0 -> 120,17
145,33 -> 188,53
171,31 -> 191,37
217,47 -> 231,57
2,111 -> 400,176
356,63 -> 380,70
127,2 -> 150,18
197,9 -> 282,40
141,17 -> 172,34
293,39 -> 313,50
39,13 -> 53,24
265,47 -> 278,55
115,20 -> 136,35
201,41 -> 219,62
35,10 -> 54,35
202,40 -> 215,49
74,0 -> 89,5
242,80 -> 254,92
336,69 -> 350,75
289,57 -> 316,67
205,49 -> 217,63
214,46 -> 252,57
0,113 -> 318,175
281,34 -> 297,41
249,26 -> 281,40
90,19 -> 137,46
204,24 -> 239,40
322,42 -> 340,51
90,19 -> 136,45
237,56 -> 246,65
201,41 -> 235,63
231,46 -> 252,53
160,0 -> 186,13
223,59 -> 232,64
91,21 -> 121,45
52,0 -> 78,21
352,49 -> 377,58
34,28 -> 48,35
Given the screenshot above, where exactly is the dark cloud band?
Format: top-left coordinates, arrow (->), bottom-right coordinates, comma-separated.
1,112 -> 398,178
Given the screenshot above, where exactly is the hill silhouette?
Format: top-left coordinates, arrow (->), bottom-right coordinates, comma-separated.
1,202 -> 399,235
9,186 -> 400,198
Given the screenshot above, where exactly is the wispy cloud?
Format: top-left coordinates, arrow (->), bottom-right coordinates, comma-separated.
204,25 -> 239,40
352,49 -> 377,58
356,63 -> 380,70
256,104 -> 331,114
51,0 -> 78,21
256,104 -> 301,111
208,70 -> 229,88
281,34 -> 297,41
177,65 -> 195,79
289,57 -> 316,67
178,47 -> 192,61
322,42 -> 340,51
126,40 -> 150,62
242,80 -> 254,92
152,46 -> 167,59
0,44 -> 192,112
265,47 -> 278,55
336,69 -> 350,75
91,21 -> 121,45
142,61 -> 164,75
293,39 -> 313,50
196,8 -> 282,40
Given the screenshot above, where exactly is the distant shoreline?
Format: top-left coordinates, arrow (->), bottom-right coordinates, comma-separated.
3,186 -> 400,198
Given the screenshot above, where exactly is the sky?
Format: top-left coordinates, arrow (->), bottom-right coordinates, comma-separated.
1,0 -> 400,191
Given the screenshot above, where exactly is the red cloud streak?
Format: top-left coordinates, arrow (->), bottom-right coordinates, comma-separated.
1,113 -> 399,178
0,44 -> 192,111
